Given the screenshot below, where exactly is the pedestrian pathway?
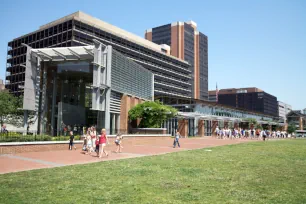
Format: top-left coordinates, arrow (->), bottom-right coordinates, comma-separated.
0,137 -> 251,174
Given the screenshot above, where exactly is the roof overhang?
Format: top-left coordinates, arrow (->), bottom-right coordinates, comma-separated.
31,46 -> 95,62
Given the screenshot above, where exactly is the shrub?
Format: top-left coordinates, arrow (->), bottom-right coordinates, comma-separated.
0,133 -> 83,143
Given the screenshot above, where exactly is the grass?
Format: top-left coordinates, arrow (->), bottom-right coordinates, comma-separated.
1,140 -> 306,203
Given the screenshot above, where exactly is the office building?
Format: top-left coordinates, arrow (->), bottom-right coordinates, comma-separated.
287,110 -> 306,130
303,108 -> 306,115
208,90 -> 217,102
22,41 -> 154,135
6,11 -> 191,99
209,87 -> 279,117
278,101 -> 292,122
145,21 -> 208,100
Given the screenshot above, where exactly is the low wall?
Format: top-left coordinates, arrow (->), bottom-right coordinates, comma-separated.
130,128 -> 167,134
0,134 -> 171,154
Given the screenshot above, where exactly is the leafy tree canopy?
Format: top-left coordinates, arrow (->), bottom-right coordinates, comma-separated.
128,101 -> 178,128
0,91 -> 20,125
246,118 -> 257,129
287,123 -> 296,134
0,91 -> 35,127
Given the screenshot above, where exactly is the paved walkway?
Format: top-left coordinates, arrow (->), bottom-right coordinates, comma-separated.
0,137 -> 252,174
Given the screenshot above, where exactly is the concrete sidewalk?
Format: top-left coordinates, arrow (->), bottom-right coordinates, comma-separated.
0,137 -> 252,174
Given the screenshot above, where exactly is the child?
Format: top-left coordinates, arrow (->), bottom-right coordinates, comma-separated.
115,134 -> 123,153
82,135 -> 87,151
173,131 -> 181,148
69,131 -> 76,150
95,138 -> 100,154
86,135 -> 93,155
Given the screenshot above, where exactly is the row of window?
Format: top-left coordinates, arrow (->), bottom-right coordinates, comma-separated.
74,20 -> 188,68
9,31 -> 73,59
9,21 -> 73,49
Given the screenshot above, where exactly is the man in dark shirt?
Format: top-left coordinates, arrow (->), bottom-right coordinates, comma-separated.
69,131 -> 76,150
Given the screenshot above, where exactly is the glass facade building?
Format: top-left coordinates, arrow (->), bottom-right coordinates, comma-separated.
6,11 -> 191,99
22,43 -> 154,136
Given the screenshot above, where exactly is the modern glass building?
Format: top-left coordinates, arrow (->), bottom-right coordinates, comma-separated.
6,11 -> 191,99
22,41 -> 154,135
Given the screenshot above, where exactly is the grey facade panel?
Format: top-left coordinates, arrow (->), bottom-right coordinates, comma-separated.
111,49 -> 153,100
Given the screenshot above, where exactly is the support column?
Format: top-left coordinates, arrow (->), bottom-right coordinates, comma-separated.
212,121 -> 218,137
299,117 -> 303,130
170,119 -> 173,136
104,46 -> 112,135
120,95 -> 131,133
198,120 -> 205,137
23,110 -> 28,136
116,114 -> 120,134
178,119 -> 188,138
194,117 -> 199,136
111,113 -> 116,135
51,71 -> 57,136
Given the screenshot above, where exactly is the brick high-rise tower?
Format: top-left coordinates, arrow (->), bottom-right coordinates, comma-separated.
145,21 -> 208,100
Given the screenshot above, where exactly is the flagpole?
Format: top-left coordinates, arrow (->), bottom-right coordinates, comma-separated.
216,83 -> 218,103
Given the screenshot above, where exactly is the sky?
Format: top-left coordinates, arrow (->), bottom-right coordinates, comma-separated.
0,0 -> 305,110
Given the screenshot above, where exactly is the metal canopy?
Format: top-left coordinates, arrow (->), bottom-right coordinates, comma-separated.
31,46 -> 94,61
177,112 -> 284,126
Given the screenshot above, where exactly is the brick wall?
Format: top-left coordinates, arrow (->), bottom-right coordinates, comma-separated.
198,120 -> 205,137
120,94 -> 145,132
0,143 -> 83,155
178,119 -> 188,137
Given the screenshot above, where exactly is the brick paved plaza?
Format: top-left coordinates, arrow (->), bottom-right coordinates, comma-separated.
0,137 -> 252,174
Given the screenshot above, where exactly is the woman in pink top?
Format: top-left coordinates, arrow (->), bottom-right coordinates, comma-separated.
98,128 -> 109,158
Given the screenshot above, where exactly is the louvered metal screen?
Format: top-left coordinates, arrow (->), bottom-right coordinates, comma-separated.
111,49 -> 153,100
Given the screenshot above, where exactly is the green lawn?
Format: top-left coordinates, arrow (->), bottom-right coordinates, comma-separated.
1,140 -> 306,204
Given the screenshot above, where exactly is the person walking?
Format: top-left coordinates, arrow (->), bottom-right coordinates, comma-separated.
114,134 -> 124,153
215,126 -> 220,138
86,134 -> 93,155
261,129 -> 267,141
68,131 -> 76,150
91,127 -> 97,151
173,131 -> 181,148
98,129 -> 109,158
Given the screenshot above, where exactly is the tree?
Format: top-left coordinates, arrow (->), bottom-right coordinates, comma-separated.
246,118 -> 257,129
128,101 -> 178,128
0,91 -> 20,125
287,123 -> 296,134
0,92 -> 35,128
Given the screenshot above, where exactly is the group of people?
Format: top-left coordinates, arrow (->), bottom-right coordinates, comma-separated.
215,126 -> 289,141
68,126 -> 124,159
